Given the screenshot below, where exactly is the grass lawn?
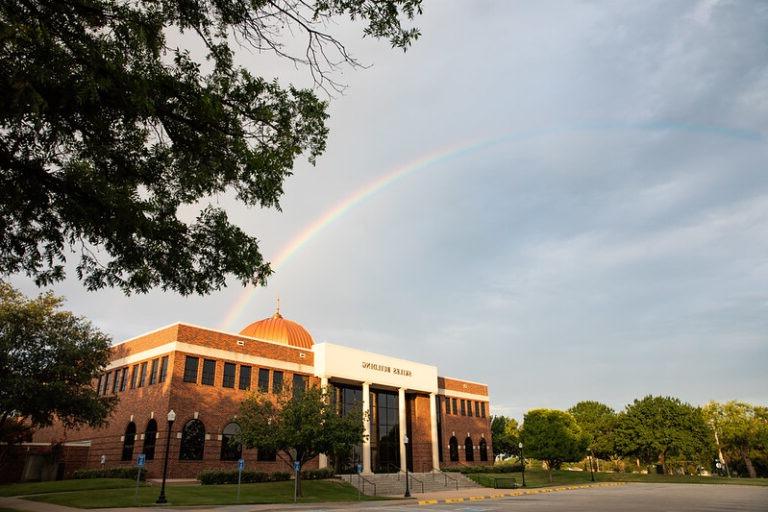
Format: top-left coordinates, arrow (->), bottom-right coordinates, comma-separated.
0,478 -> 141,497
27,479 -> 387,508
469,469 -> 768,489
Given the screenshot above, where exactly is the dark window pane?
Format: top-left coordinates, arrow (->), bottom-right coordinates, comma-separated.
149,359 -> 158,385
113,370 -> 121,393
258,368 -> 270,392
222,363 -> 236,388
465,437 -> 474,461
183,356 -> 199,383
452,398 -> 458,415
179,419 -> 205,460
138,362 -> 147,387
130,365 -> 138,389
201,359 -> 216,385
121,422 -> 136,461
159,356 -> 169,383
467,401 -> 473,417
460,400 -> 466,416
292,374 -> 306,398
449,436 -> 459,462
257,447 -> 277,462
481,402 -> 486,418
96,375 -> 104,395
220,423 -> 242,461
119,368 -> 128,392
272,371 -> 283,393
479,439 -> 488,461
239,366 -> 251,390
143,419 -> 158,460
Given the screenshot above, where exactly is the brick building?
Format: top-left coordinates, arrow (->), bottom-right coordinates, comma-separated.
30,308 -> 492,480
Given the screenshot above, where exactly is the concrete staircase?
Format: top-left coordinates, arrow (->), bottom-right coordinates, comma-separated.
339,471 -> 481,496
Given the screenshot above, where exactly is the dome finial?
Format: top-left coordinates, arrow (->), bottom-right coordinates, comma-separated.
273,296 -> 282,319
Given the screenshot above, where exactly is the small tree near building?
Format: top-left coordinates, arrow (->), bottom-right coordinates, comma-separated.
238,384 -> 364,497
522,409 -> 588,482
490,415 -> 520,459
0,282 -> 116,468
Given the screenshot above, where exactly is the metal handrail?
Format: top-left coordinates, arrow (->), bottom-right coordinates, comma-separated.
442,471 -> 459,490
408,473 -> 425,493
380,462 -> 402,478
358,473 -> 377,496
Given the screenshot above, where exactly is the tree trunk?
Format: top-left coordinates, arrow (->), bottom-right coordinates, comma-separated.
547,463 -> 553,483
741,449 -> 757,479
659,450 -> 667,475
297,471 -> 302,497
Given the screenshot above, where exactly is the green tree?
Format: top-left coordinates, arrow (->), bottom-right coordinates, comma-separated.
567,401 -> 617,461
490,415 -> 520,458
0,282 -> 116,466
703,400 -> 768,478
614,395 -> 711,474
238,384 -> 364,497
521,409 -> 588,482
0,0 -> 422,295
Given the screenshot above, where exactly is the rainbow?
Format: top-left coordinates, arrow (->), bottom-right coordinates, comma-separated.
219,122 -> 762,330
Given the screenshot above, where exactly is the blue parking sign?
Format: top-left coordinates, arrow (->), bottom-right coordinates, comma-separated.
293,461 -> 300,472
136,454 -> 146,467
238,458 -> 244,470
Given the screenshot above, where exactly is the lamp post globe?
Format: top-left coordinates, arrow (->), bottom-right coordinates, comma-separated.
403,435 -> 411,498
156,409 -> 176,504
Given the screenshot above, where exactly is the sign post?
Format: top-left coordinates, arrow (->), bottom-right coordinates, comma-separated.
135,454 -> 146,504
293,460 -> 300,502
237,458 -> 244,502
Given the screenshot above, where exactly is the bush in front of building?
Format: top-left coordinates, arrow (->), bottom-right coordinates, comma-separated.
199,470 -> 292,485
443,464 -> 523,474
73,467 -> 146,480
300,468 -> 335,480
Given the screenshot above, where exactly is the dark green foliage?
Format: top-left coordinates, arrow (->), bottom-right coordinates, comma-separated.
238,385 -> 363,497
614,395 -> 712,473
567,401 -> 617,460
73,467 -> 145,480
0,283 -> 115,446
300,468 -> 335,480
521,409 -> 588,482
443,464 -> 523,474
0,0 -> 422,295
199,470 -> 291,485
490,415 -> 520,457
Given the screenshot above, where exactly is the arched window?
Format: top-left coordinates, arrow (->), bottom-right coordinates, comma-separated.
465,437 -> 474,462
179,419 -> 205,460
220,423 -> 242,461
479,438 -> 488,462
143,419 -> 158,460
449,436 -> 459,462
121,422 -> 136,461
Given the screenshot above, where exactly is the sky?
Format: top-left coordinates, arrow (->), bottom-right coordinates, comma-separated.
11,0 -> 768,420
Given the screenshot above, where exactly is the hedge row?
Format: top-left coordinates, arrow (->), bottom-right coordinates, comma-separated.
73,467 -> 146,480
199,467 -> 336,485
300,468 -> 335,480
443,464 -> 523,474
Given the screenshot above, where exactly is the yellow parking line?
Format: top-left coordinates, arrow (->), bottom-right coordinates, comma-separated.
469,496 -> 486,501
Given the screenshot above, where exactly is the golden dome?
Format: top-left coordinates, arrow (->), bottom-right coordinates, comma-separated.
239,304 -> 313,349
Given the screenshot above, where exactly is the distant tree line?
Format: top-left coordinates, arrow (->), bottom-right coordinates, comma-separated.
492,396 -> 768,480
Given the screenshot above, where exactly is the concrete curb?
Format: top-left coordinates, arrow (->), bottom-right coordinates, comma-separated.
415,482 -> 627,505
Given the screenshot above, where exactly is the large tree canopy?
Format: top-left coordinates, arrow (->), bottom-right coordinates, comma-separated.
0,282 -> 115,454
0,0 -> 422,295
490,415 -> 520,458
521,409 -> 588,482
567,400 -> 617,460
703,400 -> 768,478
614,395 -> 711,473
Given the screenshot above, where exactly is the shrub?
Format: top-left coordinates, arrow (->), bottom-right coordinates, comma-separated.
300,468 -> 334,480
443,464 -> 523,474
73,467 -> 146,480
199,470 -> 293,485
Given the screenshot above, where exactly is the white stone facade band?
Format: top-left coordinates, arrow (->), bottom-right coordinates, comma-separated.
318,377 -> 329,469
429,392 -> 439,471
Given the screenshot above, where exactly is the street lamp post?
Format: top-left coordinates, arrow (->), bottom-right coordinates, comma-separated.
156,410 -> 176,504
519,442 -> 526,487
404,435 -> 411,498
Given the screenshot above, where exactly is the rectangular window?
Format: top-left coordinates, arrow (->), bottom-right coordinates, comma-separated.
112,369 -> 120,393
258,368 -> 270,392
96,374 -> 104,395
159,356 -> 169,383
272,371 -> 283,394
149,358 -> 158,385
460,399 -> 466,416
475,401 -> 481,417
223,363 -> 236,388
239,365 -> 251,390
452,398 -> 458,415
292,374 -> 306,398
201,359 -> 216,385
480,402 -> 486,418
119,367 -> 128,392
130,365 -> 138,389
102,372 -> 111,395
138,362 -> 147,387
467,400 -> 473,417
183,356 -> 199,383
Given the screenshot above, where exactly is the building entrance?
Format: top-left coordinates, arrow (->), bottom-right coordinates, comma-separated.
370,389 -> 400,473
329,383 -> 362,474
